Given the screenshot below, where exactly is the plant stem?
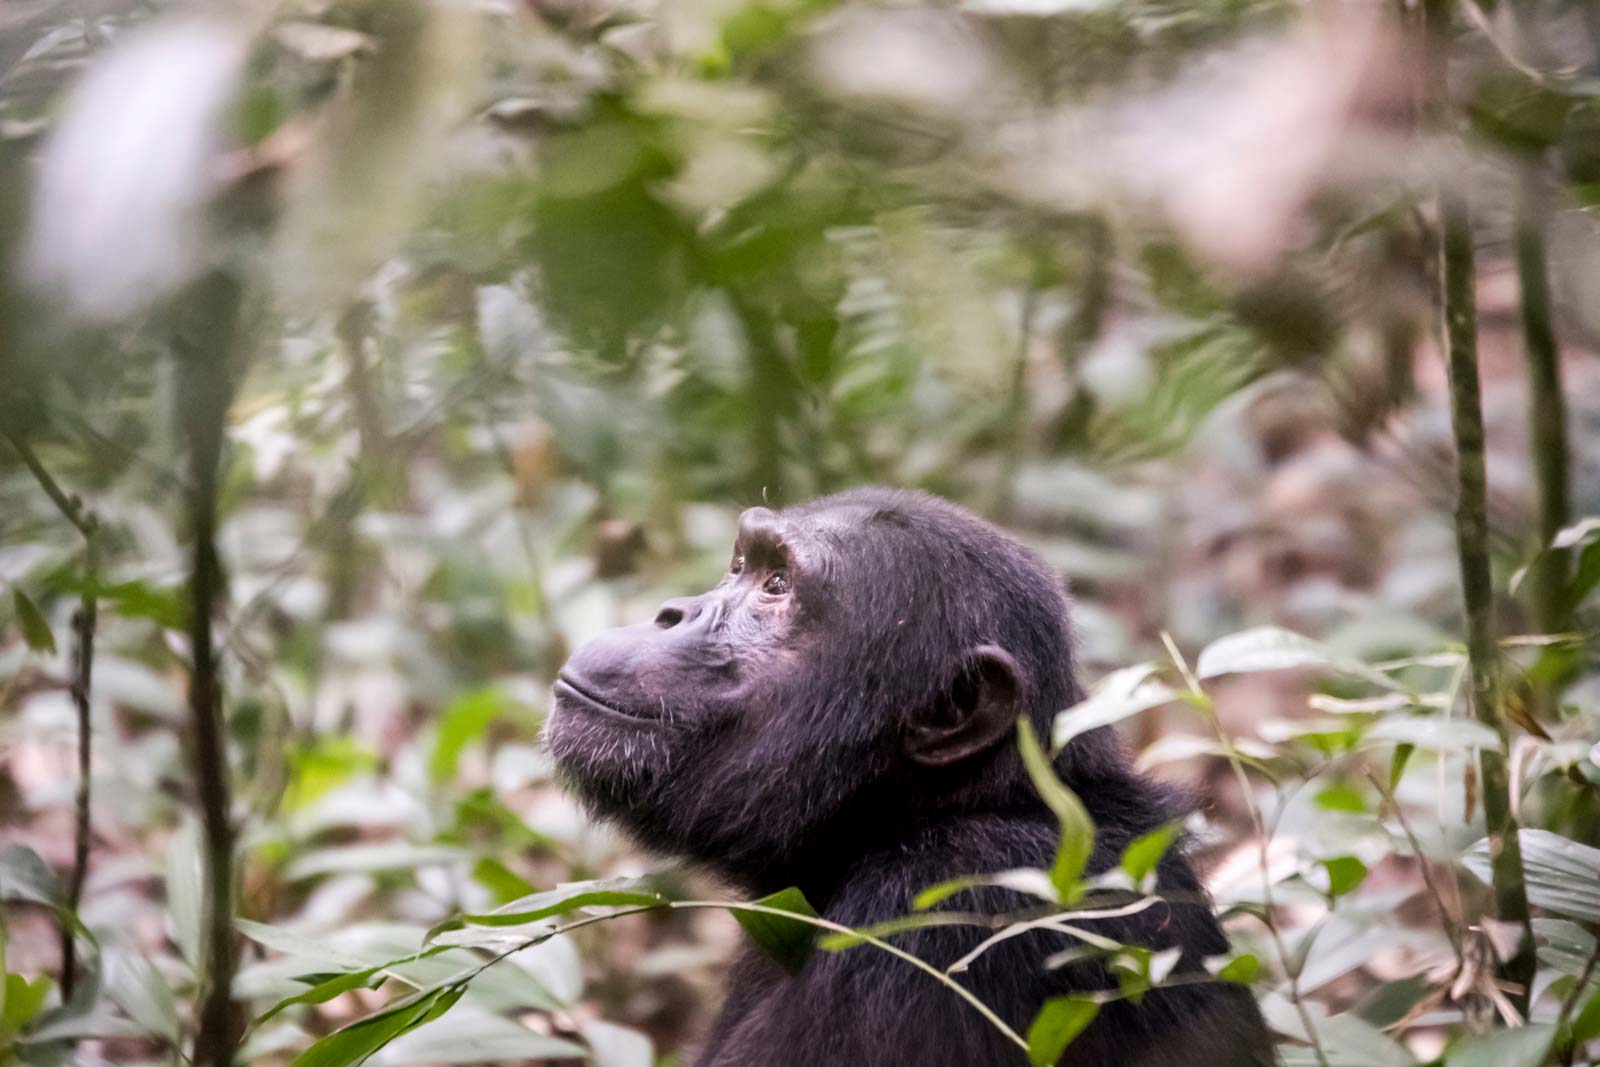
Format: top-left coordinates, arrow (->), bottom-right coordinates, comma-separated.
1160,633 -> 1329,1067
175,272 -> 245,1067
1555,934 -> 1600,1066
1435,176 -> 1538,1015
1365,770 -> 1465,977
1514,176 -> 1571,648
2,432 -> 97,1000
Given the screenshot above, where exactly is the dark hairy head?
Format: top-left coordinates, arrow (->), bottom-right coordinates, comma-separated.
543,487 -> 1132,895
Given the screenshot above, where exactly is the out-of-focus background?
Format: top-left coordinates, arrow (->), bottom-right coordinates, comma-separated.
2,0 -> 1599,1065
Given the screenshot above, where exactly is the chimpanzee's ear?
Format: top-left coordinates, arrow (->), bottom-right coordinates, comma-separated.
905,645 -> 1023,766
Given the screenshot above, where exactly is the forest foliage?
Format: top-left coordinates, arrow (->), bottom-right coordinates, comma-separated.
3,0 -> 1600,1065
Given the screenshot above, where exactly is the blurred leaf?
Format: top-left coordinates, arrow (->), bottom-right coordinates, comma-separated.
0,845 -> 59,906
1572,986 -> 1600,1044
1121,823 -> 1179,885
1026,997 -> 1098,1066
25,16 -> 251,320
1018,718 -> 1094,901
1319,857 -> 1368,898
430,688 -> 503,784
290,983 -> 465,1067
1197,627 -> 1403,691
1314,784 -> 1367,814
1052,664 -> 1177,749
1213,954 -> 1261,983
377,1009 -> 585,1063
470,859 -> 534,905
285,843 -> 469,881
104,949 -> 180,1044
457,878 -> 666,928
11,589 -> 54,654
2,973 -> 53,1035
731,887 -> 818,974
166,817 -> 204,970
1364,718 -> 1500,751
1445,1024 -> 1555,1067
1463,830 -> 1600,923
581,1019 -> 655,1067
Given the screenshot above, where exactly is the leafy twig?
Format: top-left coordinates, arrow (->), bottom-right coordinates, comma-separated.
2,431 -> 98,999
1161,632 -> 1329,1067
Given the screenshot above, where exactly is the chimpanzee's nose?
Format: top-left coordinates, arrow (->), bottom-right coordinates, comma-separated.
655,596 -> 706,629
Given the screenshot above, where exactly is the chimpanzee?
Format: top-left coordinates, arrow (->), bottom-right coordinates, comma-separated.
544,487 -> 1273,1066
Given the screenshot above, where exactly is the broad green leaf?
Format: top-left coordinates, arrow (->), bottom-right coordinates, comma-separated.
1018,718 -> 1094,900
1196,627 -> 1402,691
1319,857 -> 1368,898
255,966 -> 393,1026
1314,784 -> 1367,814
290,983 -> 464,1067
1026,997 -> 1098,1066
0,846 -> 60,906
1052,665 -> 1177,749
1572,986 -> 1600,1044
911,868 -> 1058,911
731,887 -> 819,973
429,688 -> 504,784
457,878 -> 666,929
1120,824 -> 1178,885
1213,954 -> 1260,983
470,858 -> 535,905
1464,830 -> 1600,923
11,589 -> 55,655
1445,1024 -> 1555,1067
2,973 -> 53,1034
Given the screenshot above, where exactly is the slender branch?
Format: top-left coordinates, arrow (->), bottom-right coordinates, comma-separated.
174,272 -> 246,1067
1365,770 -> 1466,977
1161,633 -> 1329,1067
2,432 -> 98,1000
1435,156 -> 1539,1018
1423,0 -> 1537,1016
1513,175 -> 1572,654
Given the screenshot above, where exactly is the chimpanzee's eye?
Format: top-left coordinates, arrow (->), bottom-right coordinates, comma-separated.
763,572 -> 790,596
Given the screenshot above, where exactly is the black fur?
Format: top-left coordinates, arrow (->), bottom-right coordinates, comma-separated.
545,487 -> 1273,1066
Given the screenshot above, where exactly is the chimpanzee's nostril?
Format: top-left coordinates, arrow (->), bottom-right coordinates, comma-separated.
655,596 -> 702,628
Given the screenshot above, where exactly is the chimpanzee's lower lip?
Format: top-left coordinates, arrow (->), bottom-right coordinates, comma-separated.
554,676 -> 657,723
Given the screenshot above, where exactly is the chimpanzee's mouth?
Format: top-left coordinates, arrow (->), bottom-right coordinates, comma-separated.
554,674 -> 657,723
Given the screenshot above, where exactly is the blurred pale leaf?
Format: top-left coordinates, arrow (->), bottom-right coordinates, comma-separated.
26,16 -> 251,320
165,816 -> 204,970
1053,664 -> 1178,749
1445,1025 -> 1556,1067
1464,830 -> 1600,923
581,1019 -> 654,1067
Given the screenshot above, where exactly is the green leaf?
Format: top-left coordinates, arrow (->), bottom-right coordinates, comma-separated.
1319,857 -> 1368,898
1052,664 -> 1177,749
1463,830 -> 1600,923
290,983 -> 465,1067
1571,986 -> 1600,1044
255,965 -> 393,1026
470,859 -> 535,905
1018,718 -> 1095,901
1214,954 -> 1261,983
1120,824 -> 1179,885
1444,1023 -> 1556,1067
0,846 -> 60,906
12,589 -> 55,655
731,887 -> 819,974
1196,627 -> 1402,691
1313,784 -> 1367,814
458,878 -> 666,928
2,973 -> 54,1034
430,688 -> 504,784
1026,997 -> 1099,1065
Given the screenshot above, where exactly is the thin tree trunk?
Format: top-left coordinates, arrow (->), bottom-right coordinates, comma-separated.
1437,187 -> 1538,1014
1514,175 -> 1571,646
175,272 -> 245,1067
